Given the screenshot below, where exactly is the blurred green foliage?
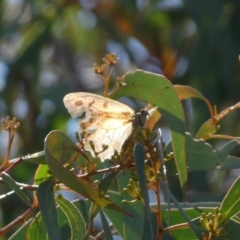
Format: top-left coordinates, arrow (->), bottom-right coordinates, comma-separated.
1,0 -> 240,239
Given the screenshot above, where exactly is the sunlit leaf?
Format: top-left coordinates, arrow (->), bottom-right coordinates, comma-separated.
195,102 -> 240,139
195,118 -> 219,139
111,70 -> 187,195
27,213 -> 50,240
34,164 -> 51,185
174,85 -> 214,117
56,197 -> 85,240
220,176 -> 240,221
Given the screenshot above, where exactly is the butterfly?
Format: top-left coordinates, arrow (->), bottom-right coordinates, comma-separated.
63,92 -> 157,161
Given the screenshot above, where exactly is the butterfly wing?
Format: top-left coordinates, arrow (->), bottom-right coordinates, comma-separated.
63,92 -> 135,161
63,92 -> 135,131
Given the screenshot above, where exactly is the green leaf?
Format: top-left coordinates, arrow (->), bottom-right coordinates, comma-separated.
220,176 -> 240,221
73,199 -> 90,223
217,155 -> 240,170
44,130 -> 131,215
174,85 -> 213,116
36,178 -> 62,240
195,102 -> 240,139
8,219 -> 31,240
165,132 -> 239,174
28,194 -> 86,240
27,213 -> 50,240
134,144 -> 154,240
157,202 -> 240,240
174,85 -> 209,101
195,118 -> 219,139
2,172 -> 33,210
45,130 -> 82,165
173,85 -> 217,140
225,218 -> 240,240
142,212 -> 157,240
104,171 -> 147,240
111,70 -> 187,195
99,208 -> 114,240
159,203 -> 219,239
56,197 -> 86,240
185,134 -> 238,171
34,164 -> 51,185
166,188 -> 202,239
98,171 -> 119,194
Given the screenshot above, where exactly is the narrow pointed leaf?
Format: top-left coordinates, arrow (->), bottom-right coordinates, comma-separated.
44,130 -> 131,215
134,144 -> 154,240
34,164 -> 51,185
56,197 -> 85,240
195,118 -> 219,139
174,85 -> 214,116
98,171 -> 119,194
166,185 -> 202,239
104,171 -> 147,240
2,172 -> 32,210
220,176 -> 240,221
37,179 -> 62,240
196,102 -> 240,139
99,208 -> 114,240
27,212 -> 50,240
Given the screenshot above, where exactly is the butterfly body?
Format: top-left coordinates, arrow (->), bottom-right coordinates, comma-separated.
63,92 -> 156,161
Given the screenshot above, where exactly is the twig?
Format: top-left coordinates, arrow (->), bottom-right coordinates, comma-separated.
0,208 -> 33,236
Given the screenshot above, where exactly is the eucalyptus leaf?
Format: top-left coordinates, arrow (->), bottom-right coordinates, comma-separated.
111,70 -> 187,196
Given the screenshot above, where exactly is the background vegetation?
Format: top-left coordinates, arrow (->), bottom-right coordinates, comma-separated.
1,0 -> 240,239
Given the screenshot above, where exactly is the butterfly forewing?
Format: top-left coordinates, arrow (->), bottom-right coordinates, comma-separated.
63,92 -> 157,161
63,92 -> 136,161
63,92 -> 134,130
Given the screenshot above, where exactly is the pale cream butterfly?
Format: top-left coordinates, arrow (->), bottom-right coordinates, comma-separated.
63,92 -> 157,162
